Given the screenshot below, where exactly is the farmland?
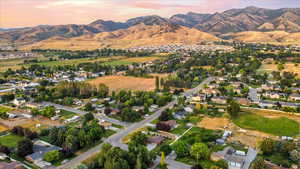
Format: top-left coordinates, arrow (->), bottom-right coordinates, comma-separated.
88,75 -> 157,92
0,55 -> 162,72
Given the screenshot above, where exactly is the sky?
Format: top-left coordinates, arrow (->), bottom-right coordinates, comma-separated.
0,0 -> 299,28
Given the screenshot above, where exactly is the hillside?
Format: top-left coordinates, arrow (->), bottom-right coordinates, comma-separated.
22,23 -> 219,50
170,6 -> 300,34
1,6 -> 300,49
220,31 -> 300,44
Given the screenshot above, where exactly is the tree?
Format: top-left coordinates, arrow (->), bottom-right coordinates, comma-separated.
260,138 -> 275,155
192,164 -> 203,169
172,141 -> 189,158
155,77 -> 160,91
0,145 -> 10,154
159,110 -> 172,121
227,101 -> 240,118
160,152 -> 165,166
190,143 -> 210,161
44,150 -> 62,163
277,63 -> 285,71
160,144 -> 172,155
84,102 -> 94,111
17,138 -> 33,157
84,112 -> 94,122
156,122 -> 171,131
98,83 -> 109,98
250,157 -> 268,169
131,132 -> 148,146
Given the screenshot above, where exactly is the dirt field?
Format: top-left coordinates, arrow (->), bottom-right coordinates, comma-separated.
259,62 -> 300,76
0,117 -> 62,131
88,75 -> 156,92
198,117 -> 277,148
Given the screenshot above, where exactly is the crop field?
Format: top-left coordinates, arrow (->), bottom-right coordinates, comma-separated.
0,133 -> 24,148
88,75 -> 156,92
232,112 -> 300,137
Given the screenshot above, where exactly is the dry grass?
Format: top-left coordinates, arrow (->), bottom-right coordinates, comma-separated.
259,62 -> 300,76
23,25 -> 219,50
0,124 -> 8,132
88,75 -> 156,92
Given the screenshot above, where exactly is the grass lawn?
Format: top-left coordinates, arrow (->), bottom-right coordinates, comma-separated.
233,112 -> 300,137
0,134 -> 24,148
59,110 -> 77,120
0,106 -> 12,113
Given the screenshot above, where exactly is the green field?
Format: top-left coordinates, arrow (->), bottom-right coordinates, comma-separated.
0,134 -> 24,148
233,113 -> 300,137
59,110 -> 77,120
0,106 -> 12,113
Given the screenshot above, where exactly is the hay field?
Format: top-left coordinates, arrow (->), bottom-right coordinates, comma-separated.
88,75 -> 156,92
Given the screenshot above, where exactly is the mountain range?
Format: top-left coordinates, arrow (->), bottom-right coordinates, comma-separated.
1,6 -> 300,50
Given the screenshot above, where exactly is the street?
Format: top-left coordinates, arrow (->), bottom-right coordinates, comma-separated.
41,102 -> 129,127
56,77 -> 214,169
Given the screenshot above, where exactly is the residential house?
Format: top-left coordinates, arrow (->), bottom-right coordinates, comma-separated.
211,147 -> 248,169
99,121 -> 112,130
25,140 -> 61,168
202,88 -> 220,96
0,161 -> 23,169
25,102 -> 42,109
147,136 -> 164,151
161,120 -> 177,130
259,101 -> 276,108
13,98 -> 26,106
263,92 -> 285,99
289,93 -> 300,101
211,96 -> 227,104
236,98 -> 251,106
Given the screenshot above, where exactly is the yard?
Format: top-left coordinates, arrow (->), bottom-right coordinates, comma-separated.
0,133 -> 23,148
232,112 -> 300,137
88,75 -> 157,92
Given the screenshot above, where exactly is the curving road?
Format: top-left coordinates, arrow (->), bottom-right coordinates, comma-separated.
56,77 -> 214,169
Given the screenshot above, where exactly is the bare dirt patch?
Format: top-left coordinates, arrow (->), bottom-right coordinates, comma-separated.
88,75 -> 156,92
0,117 -> 62,131
198,116 -> 277,148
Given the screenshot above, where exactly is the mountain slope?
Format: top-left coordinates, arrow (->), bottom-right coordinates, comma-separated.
170,6 -> 300,34
220,31 -> 300,44
22,23 -> 219,50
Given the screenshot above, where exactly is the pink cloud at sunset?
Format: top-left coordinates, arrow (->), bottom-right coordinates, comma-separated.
0,0 -> 299,28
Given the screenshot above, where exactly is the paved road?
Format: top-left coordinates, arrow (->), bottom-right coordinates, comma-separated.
56,77 -> 214,169
41,102 -> 129,127
242,148 -> 257,169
